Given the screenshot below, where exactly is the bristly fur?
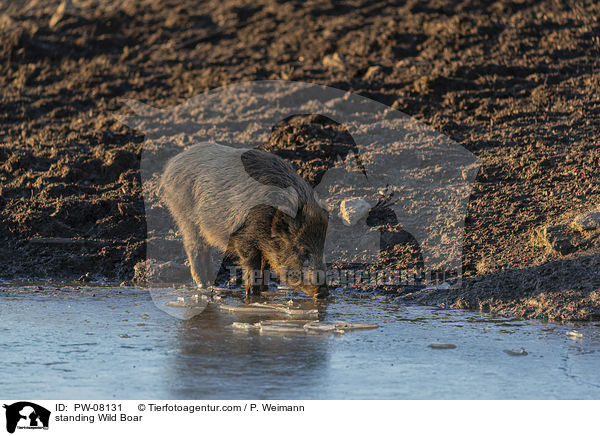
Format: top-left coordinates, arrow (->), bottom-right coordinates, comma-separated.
160,142 -> 329,298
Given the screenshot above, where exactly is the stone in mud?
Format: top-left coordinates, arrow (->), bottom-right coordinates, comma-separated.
322,53 -> 346,70
363,65 -> 382,80
428,343 -> 456,349
339,198 -> 371,227
504,348 -> 528,356
49,0 -> 73,28
572,211 -> 600,231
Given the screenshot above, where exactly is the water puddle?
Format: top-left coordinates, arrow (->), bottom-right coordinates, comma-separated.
1,283 -> 599,399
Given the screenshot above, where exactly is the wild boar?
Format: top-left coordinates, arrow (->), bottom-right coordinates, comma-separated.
159,142 -> 329,298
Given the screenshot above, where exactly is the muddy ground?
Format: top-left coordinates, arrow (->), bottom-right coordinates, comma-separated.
1,0 -> 599,320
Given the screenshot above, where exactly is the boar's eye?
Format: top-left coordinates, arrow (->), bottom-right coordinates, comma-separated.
299,247 -> 310,262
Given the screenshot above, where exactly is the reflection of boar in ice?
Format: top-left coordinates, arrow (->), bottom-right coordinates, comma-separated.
160,142 -> 329,298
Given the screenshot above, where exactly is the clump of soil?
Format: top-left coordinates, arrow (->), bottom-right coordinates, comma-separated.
1,0 -> 600,320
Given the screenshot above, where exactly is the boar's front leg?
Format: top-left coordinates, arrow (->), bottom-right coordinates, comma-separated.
178,220 -> 212,287
198,242 -> 215,288
237,247 -> 264,297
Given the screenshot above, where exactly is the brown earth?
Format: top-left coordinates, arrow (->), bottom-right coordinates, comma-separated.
1,0 -> 599,320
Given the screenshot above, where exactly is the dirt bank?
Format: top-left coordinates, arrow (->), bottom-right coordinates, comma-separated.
1,0 -> 599,320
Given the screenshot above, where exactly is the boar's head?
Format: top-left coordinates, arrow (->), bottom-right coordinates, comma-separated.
268,201 -> 329,298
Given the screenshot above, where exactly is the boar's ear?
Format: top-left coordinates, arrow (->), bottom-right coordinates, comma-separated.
271,208 -> 292,238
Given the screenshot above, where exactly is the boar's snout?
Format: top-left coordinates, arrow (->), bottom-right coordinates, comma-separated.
302,265 -> 328,299
279,263 -> 328,299
301,283 -> 328,299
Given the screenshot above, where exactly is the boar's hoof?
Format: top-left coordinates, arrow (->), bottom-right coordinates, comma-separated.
246,285 -> 262,297
314,286 -> 329,299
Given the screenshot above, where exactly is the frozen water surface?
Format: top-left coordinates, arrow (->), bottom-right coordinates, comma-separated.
1,283 -> 599,399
